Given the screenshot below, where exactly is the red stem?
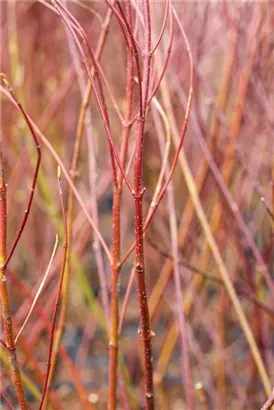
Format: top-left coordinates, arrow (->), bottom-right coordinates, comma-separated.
132,1 -> 154,408
0,86 -> 41,271
148,1 -> 173,104
108,2 -> 134,407
151,0 -> 170,55
0,85 -> 112,262
0,391 -> 14,410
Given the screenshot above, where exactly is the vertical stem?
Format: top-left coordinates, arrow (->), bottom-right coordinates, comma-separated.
133,1 -> 154,408
0,148 -> 29,410
133,171 -> 154,409
134,186 -> 154,389
108,185 -> 121,410
108,2 -> 134,408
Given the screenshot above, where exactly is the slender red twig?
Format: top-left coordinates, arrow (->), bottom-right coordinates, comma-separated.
151,0 -> 170,54
0,391 -> 14,410
0,74 -> 44,410
0,75 -> 41,271
0,84 -> 112,263
148,0 -> 173,104
0,338 -> 7,348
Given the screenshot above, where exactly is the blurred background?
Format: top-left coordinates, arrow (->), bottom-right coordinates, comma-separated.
0,1 -> 273,409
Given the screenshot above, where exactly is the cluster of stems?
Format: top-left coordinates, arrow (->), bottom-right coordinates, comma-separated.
0,1 -> 213,408
1,1 -> 273,408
